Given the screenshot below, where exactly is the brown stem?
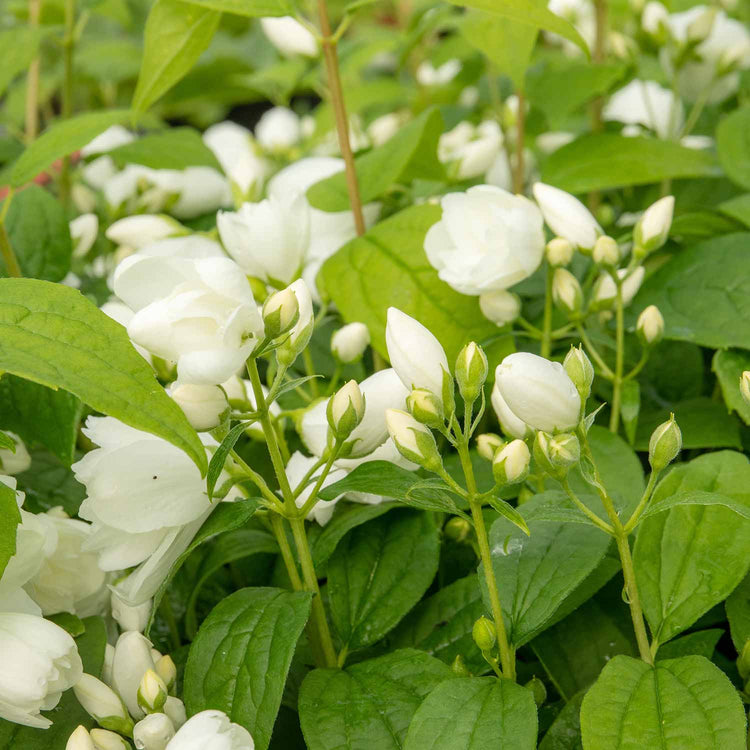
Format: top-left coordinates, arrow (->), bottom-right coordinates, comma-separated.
316,1 -> 366,236
25,0 -> 42,142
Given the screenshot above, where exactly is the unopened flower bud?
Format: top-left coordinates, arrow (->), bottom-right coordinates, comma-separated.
686,6 -> 716,43
740,371 -> 750,405
155,655 -> 176,691
133,713 -> 175,750
545,237 -> 574,267
444,516 -> 472,543
406,388 -> 444,428
138,669 -> 168,714
737,640 -> 750,683
455,342 -> 488,404
718,40 -> 750,76
90,728 -> 131,750
492,439 -> 531,485
163,696 -> 187,729
327,380 -> 365,440
67,726 -> 96,750
476,433 -> 505,461
331,322 -> 370,363
170,384 -> 228,431
534,431 -> 580,478
636,305 -> 664,346
277,280 -> 313,366
552,268 -> 583,313
563,346 -> 594,402
385,408 -> 442,472
479,290 -> 521,327
648,415 -> 681,471
526,676 -> 547,707
592,235 -> 620,266
451,654 -> 471,677
262,287 -> 299,338
634,196 -> 674,258
472,616 -> 497,652
74,674 -> 133,735
642,0 -> 668,37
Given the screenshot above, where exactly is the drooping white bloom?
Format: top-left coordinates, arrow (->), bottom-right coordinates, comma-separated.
495,353 -> 582,433
70,214 -> 99,258
255,107 -> 302,151
113,243 -> 264,385
415,59 -> 461,86
479,290 -> 521,327
260,16 -> 318,57
217,193 -> 310,285
438,121 -> 504,179
81,126 -> 135,157
0,612 -> 83,727
594,267 -> 646,306
169,384 -> 228,431
604,80 -> 683,139
166,709 -> 254,750
0,432 -> 31,475
331,322 -> 370,363
106,215 -> 185,250
491,382 -> 532,440
203,121 -> 269,197
385,308 -> 450,399
532,182 -> 602,251
424,185 -> 545,295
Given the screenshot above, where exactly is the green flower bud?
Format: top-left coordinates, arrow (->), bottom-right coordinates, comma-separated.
385,409 -> 442,472
73,674 -> 133,736
262,286 -> 299,339
741,371 -> 750,406
472,616 -> 497,652
563,345 -> 594,402
476,433 -> 505,462
492,439 -> 531,485
137,669 -> 168,714
444,516 -> 472,543
455,342 -> 488,405
327,380 -> 365,440
648,415 -> 681,471
407,388 -> 444,429
525,676 -> 547,707
534,431 -> 580,479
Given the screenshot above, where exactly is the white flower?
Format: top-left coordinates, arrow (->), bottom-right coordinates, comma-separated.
255,107 -> 302,151
594,267 -> 646,306
113,244 -> 264,385
532,182 -> 602,251
166,709 -> 254,750
535,131 -> 576,154
479,290 -> 521,327
111,591 -> 152,633
203,121 -> 269,197
133,712 -> 175,750
641,1 -> 668,35
331,322 -> 370,363
81,126 -> 135,157
260,16 -> 318,57
424,185 -> 545,295
367,113 -> 406,146
634,195 -> 674,254
159,167 -> 232,220
0,612 -> 83,728
70,214 -> 99,258
491,382 -> 531,439
217,193 -> 310,285
495,353 -> 581,432
438,121 -> 504,179
67,726 -> 95,750
73,673 -> 130,728
106,215 -> 185,250
415,59 -> 461,86
604,80 -> 683,139
90,728 -> 131,750
385,308 -> 450,399
111,631 -> 156,719
169,384 -> 228,431
0,432 -> 31,474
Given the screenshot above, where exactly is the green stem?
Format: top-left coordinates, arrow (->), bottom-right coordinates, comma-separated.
269,514 -> 304,591
609,283 -> 625,433
159,596 -> 181,652
303,348 -> 320,398
0,189 -> 21,278
512,90 -> 526,195
25,0 -> 41,142
616,532 -> 653,663
541,265 -> 553,358
560,478 -> 614,534
623,470 -> 659,534
576,324 -> 614,380
59,0 -> 76,207
229,449 -> 283,511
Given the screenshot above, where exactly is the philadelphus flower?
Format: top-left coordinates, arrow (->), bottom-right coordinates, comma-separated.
533,183 -> 602,252
260,16 -> 318,57
491,381 -> 532,440
67,726 -> 95,750
594,267 -> 646,307
169,384 -> 228,431
492,439 -> 531,485
113,243 -> 264,385
0,432 -> 31,474
331,322 -> 370,363
70,213 -> 98,258
438,121 -> 504,179
133,712 -> 175,750
327,380 -> 365,440
277,279 -> 314,366
415,59 -> 461,86
552,268 -> 583,313
603,80 -> 683,140
203,121 -> 269,198
217,193 -> 310,285
165,709 -> 254,750
73,673 -> 131,733
637,305 -> 665,345
255,107 -> 302,151
0,612 -> 83,727
106,215 -> 186,250
385,409 -> 441,471
494,353 -> 582,433
479,290 -> 521,327
634,195 -> 674,256
386,308 -> 450,401
424,185 -> 545,295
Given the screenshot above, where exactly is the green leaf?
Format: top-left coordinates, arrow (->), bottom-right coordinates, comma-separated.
0,431 -> 15,452
632,233 -> 750,349
0,28 -> 49,98
539,692 -> 584,750
207,420 -> 249,500
483,492 -> 612,647
460,11 -> 537,91
320,204 -> 511,363
76,616 -> 108,678
717,106 -> 750,190
0,374 -> 82,466
146,499 -> 260,633
445,0 -> 588,57
580,655 -> 747,750
713,349 -> 750,425
404,676 -> 538,750
634,451 -> 750,647
390,574 -> 486,672
327,510 -> 440,650
10,110 -> 132,187
486,493 -> 530,535
15,450 -> 85,516
3,184 -> 72,281
133,0 -> 221,114
298,649 -> 452,750
108,127 -> 221,170
0,481 -> 20,579
639,490 -> 750,523
307,108 -> 444,212
184,587 -> 313,750
179,0 -> 290,15
541,134 -> 719,193
47,612 -> 86,637
0,278 -> 207,473
719,193 -> 750,228
656,629 -> 722,661
726,572 -> 750,653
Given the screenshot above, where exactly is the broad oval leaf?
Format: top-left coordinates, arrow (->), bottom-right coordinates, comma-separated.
179,0 -> 290,15
403,676 -> 538,750
298,649 -> 452,750
580,655 -> 746,750
0,278 -> 206,473
717,106 -> 750,191
184,587 -> 313,750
